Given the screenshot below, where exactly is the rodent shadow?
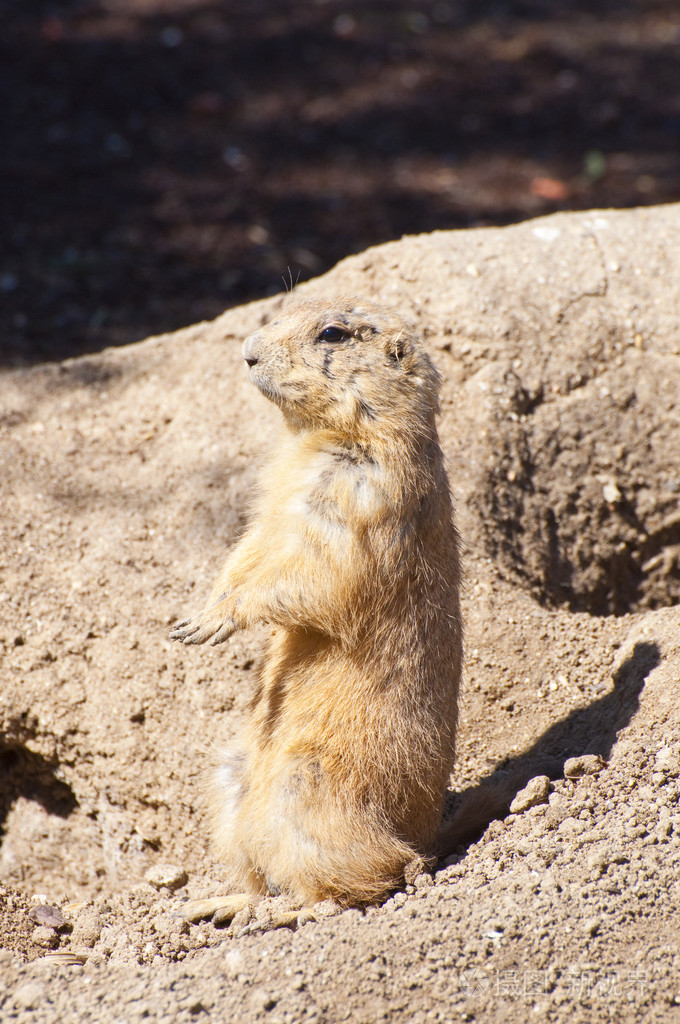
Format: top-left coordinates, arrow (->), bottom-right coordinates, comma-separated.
442,639 -> 660,851
0,746 -> 78,841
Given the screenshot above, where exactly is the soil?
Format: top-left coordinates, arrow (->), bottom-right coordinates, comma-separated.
1,203 -> 680,1022
3,0 -> 680,368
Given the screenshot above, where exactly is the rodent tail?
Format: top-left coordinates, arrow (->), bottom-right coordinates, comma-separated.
435,772 -> 525,859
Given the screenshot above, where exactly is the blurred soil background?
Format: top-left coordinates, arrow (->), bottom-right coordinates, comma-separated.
2,0 -> 680,368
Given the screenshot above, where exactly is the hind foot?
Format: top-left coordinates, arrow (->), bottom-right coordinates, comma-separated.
237,897 -> 344,934
237,903 -> 307,935
178,893 -> 317,932
178,894 -> 254,926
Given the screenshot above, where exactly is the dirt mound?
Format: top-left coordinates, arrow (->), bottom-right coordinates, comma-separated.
1,204 -> 679,1022
474,356 -> 680,614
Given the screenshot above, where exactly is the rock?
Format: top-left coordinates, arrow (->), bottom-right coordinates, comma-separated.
312,899 -> 343,920
144,863 -> 189,891
32,925 -> 59,949
583,915 -> 601,936
557,816 -> 585,835
510,775 -> 551,814
70,910 -> 104,948
152,914 -> 189,938
28,904 -> 65,929
655,745 -> 678,774
564,755 -> 606,778
587,849 -> 611,874
253,989 -> 277,1011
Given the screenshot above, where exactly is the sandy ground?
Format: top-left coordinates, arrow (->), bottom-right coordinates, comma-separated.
1,205 -> 679,1022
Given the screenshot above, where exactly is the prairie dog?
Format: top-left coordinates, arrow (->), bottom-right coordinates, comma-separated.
171,297 -> 462,911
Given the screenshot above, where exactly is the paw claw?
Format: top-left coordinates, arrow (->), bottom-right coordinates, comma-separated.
169,619 -> 194,641
178,895 -> 252,924
170,610 -> 237,646
182,630 -> 204,644
210,620 -> 236,645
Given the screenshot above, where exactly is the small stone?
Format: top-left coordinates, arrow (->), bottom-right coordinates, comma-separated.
28,904 -> 65,929
510,775 -> 551,814
587,849 -> 610,874
253,989 -> 277,1011
145,863 -> 189,890
602,480 -> 621,504
557,816 -> 585,835
13,981 -> 46,1010
32,925 -> 59,949
655,746 -> 677,772
152,914 -> 189,938
540,870 -> 559,893
70,910 -> 104,948
564,755 -> 606,779
311,898 -> 342,920
584,916 -> 601,936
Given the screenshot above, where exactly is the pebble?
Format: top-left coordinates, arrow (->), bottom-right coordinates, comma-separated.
557,816 -> 585,835
564,755 -> 606,778
152,914 -> 189,938
655,745 -> 677,772
253,988 -> 277,1011
32,925 -> 59,949
587,849 -> 610,874
144,863 -> 189,891
510,775 -> 551,814
583,915 -> 601,936
28,904 -> 65,929
70,911 -> 104,948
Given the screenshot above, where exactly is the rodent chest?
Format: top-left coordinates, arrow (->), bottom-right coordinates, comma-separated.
283,449 -> 389,537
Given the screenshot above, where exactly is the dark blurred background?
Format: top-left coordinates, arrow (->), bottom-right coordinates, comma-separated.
2,0 -> 679,366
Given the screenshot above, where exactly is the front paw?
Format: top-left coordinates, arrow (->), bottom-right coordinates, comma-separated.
169,610 -> 237,646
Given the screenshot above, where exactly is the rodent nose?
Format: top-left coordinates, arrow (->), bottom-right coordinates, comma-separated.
242,334 -> 260,368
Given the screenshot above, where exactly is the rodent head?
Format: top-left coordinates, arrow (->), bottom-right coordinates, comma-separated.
241,297 -> 441,439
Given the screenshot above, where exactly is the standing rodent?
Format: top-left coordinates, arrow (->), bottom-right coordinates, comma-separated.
171,297 -> 462,913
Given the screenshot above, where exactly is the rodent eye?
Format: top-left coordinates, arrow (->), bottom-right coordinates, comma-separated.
317,326 -> 348,344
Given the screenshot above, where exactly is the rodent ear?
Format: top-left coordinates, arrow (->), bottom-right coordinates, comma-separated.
388,332 -> 408,364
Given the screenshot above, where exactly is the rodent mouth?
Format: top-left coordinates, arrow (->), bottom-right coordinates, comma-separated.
249,370 -> 283,404
250,370 -> 311,413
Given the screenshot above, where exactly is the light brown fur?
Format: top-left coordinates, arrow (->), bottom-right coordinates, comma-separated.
171,297 -> 462,908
